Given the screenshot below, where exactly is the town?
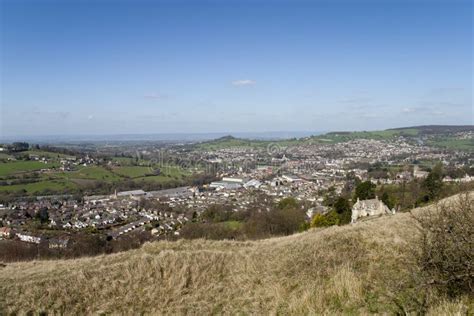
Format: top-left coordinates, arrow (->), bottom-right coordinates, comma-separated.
1,0 -> 472,313
0,126 -> 473,260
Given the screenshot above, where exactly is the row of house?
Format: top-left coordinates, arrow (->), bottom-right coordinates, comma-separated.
0,227 -> 69,249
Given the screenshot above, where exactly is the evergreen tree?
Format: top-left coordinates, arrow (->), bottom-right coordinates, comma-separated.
354,181 -> 376,200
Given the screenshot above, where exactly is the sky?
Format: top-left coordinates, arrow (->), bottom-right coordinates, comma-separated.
1,0 -> 472,138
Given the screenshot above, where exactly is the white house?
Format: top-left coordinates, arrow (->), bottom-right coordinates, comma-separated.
17,233 -> 41,244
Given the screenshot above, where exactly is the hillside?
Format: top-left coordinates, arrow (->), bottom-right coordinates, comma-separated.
193,125 -> 474,151
389,125 -> 474,134
0,194 -> 472,314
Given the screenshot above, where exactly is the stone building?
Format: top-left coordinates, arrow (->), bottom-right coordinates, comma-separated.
351,196 -> 394,223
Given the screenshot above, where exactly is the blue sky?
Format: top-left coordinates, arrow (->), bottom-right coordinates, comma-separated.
1,0 -> 472,137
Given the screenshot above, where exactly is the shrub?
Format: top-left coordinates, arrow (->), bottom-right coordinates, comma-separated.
413,192 -> 474,298
243,207 -> 306,238
180,222 -> 240,240
202,204 -> 232,222
277,197 -> 298,210
311,211 -> 340,228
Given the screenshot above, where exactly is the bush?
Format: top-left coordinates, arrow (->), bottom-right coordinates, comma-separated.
243,207 -> 306,238
180,222 -> 240,240
311,211 -> 340,228
277,197 -> 298,210
413,192 -> 474,298
202,204 -> 232,222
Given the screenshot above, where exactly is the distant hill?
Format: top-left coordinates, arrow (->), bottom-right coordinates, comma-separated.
388,125 -> 474,134
194,125 -> 473,151
1,193 -> 472,314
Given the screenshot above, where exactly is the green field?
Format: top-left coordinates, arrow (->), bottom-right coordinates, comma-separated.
110,157 -> 150,166
315,128 -> 420,143
194,128 -> 424,150
135,173 -> 179,182
0,145 -> 197,198
0,179 -> 76,193
0,161 -> 58,177
70,166 -> 121,181
428,138 -> 474,151
22,150 -> 76,159
112,166 -> 153,178
195,136 -> 271,151
111,157 -> 135,165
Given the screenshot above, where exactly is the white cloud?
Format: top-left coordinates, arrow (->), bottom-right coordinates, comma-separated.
232,79 -> 256,86
87,115 -> 94,120
402,107 -> 415,113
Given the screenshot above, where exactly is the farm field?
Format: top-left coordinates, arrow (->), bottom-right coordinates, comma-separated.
70,166 -> 121,181
0,179 -> 76,193
112,166 -> 154,178
0,161 -> 58,177
22,150 -> 76,159
427,138 -> 474,151
134,175 -> 182,185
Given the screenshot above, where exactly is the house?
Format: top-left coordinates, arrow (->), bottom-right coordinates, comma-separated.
17,232 -> 41,244
116,189 -> 146,198
209,181 -> 241,190
282,174 -> 302,183
413,166 -> 429,179
0,227 -> 12,239
244,179 -> 262,189
222,177 -> 246,184
351,196 -> 394,223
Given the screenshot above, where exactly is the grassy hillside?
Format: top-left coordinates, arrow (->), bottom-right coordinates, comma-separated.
195,135 -> 270,150
194,125 -> 473,150
0,194 -> 472,314
320,128 -> 419,142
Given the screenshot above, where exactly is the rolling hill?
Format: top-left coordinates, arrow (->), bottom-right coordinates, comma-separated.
0,193 -> 472,314
193,125 -> 474,151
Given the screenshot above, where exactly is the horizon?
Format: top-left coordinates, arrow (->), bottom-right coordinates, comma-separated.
1,124 -> 473,143
1,0 -> 473,137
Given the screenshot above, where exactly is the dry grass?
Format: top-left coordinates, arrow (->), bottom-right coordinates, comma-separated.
0,193 -> 472,315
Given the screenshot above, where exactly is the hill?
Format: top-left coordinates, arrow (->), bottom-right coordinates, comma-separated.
0,193 -> 472,314
389,125 -> 474,134
0,148 -> 192,200
193,125 -> 474,151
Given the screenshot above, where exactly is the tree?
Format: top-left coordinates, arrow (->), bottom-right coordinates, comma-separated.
381,192 -> 395,210
333,197 -> 352,224
11,142 -> 29,152
423,164 -> 443,201
322,186 -> 338,207
35,207 -> 49,224
354,181 -> 376,200
202,204 -> 231,222
277,197 -> 298,210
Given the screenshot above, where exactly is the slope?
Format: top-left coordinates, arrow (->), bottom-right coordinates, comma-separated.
0,194 -> 472,315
